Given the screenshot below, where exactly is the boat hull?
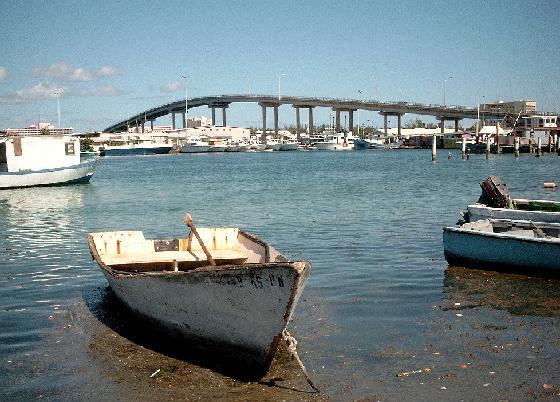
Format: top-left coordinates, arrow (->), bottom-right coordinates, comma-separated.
0,159 -> 96,189
467,200 -> 560,223
180,145 -> 210,153
98,261 -> 309,371
279,143 -> 299,151
102,146 -> 172,156
443,222 -> 560,272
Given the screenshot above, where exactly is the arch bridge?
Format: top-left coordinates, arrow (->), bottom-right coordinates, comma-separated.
103,94 -> 508,136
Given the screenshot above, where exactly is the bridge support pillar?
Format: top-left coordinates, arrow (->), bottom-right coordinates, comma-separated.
171,112 -> 176,130
348,110 -> 354,134
222,107 -> 227,127
182,113 -> 186,129
150,120 -> 154,131
440,118 -> 445,134
383,113 -> 388,135
397,114 -> 402,137
274,106 -> 279,137
141,121 -> 145,133
455,119 -> 460,132
261,105 -> 267,142
308,107 -> 314,135
335,110 -> 340,131
294,106 -> 301,141
211,107 -> 216,125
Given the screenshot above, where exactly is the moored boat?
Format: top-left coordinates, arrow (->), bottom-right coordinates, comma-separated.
443,218 -> 560,273
265,138 -> 281,151
180,136 -> 210,153
100,143 -> 172,156
1,135 -> 96,189
464,176 -> 560,223
315,132 -> 355,150
354,137 -> 385,150
87,214 -> 311,374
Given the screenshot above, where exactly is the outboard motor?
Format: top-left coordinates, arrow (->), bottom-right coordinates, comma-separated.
478,176 -> 514,209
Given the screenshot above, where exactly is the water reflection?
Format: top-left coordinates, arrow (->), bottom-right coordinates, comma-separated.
0,185 -> 97,356
442,266 -> 560,318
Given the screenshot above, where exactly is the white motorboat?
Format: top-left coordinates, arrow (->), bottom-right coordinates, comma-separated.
1,135 -> 96,189
180,137 -> 210,153
265,138 -> 281,151
315,132 -> 355,151
464,176 -> 560,223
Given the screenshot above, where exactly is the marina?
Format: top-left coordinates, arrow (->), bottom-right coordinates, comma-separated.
1,149 -> 559,400
2,1 -> 560,399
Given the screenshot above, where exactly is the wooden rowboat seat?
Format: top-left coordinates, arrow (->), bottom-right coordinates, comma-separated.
102,249 -> 249,268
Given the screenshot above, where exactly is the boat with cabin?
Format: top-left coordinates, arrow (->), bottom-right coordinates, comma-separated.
0,134 -> 96,189
180,136 -> 210,153
354,137 -> 386,150
265,138 -> 281,151
87,213 -> 311,375
315,132 -> 355,151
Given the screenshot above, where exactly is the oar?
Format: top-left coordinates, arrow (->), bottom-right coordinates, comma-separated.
184,213 -> 216,266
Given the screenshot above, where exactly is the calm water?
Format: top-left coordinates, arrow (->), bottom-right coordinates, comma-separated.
1,150 -> 560,401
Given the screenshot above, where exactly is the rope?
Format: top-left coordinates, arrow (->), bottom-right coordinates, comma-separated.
282,329 -> 320,393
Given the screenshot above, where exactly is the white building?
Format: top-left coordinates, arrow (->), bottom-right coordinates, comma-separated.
172,125 -> 251,141
1,122 -> 74,136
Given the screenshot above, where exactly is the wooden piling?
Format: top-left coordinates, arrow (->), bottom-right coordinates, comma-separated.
461,137 -> 466,159
431,135 -> 437,161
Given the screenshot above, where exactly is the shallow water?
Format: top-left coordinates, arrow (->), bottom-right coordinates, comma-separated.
1,150 -> 559,400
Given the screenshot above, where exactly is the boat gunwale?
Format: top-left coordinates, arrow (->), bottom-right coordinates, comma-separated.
443,219 -> 560,245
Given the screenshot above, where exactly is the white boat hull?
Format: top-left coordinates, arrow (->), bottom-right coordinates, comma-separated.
100,262 -> 308,369
180,145 -> 210,153
315,142 -> 354,151
0,159 -> 96,189
443,219 -> 560,272
467,200 -> 560,223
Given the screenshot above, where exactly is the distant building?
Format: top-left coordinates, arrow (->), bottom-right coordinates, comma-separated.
481,100 -> 537,115
170,125 -> 250,142
1,122 -> 74,136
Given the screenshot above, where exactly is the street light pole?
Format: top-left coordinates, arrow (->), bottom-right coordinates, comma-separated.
278,73 -> 286,100
55,90 -> 62,128
181,74 -> 188,127
443,76 -> 453,107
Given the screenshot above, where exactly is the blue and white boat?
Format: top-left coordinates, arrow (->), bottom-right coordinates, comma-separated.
100,141 -> 172,156
0,135 -> 96,189
443,219 -> 560,273
354,137 -> 385,150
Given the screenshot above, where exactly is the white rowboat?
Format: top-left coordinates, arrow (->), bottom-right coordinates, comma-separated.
88,224 -> 310,374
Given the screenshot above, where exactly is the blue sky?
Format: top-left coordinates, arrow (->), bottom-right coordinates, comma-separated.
1,0 -> 559,132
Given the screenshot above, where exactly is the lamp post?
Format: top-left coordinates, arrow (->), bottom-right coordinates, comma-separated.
55,90 -> 62,128
278,73 -> 286,100
181,74 -> 188,128
443,76 -> 453,107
